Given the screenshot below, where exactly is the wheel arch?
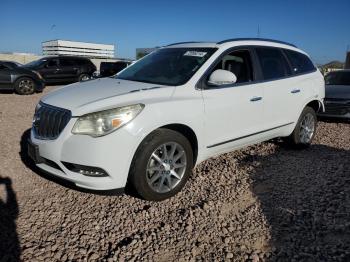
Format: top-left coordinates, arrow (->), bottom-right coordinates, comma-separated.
159,123 -> 198,165
14,75 -> 36,84
305,99 -> 324,113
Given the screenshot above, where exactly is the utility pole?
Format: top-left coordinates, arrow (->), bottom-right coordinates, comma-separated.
257,25 -> 260,38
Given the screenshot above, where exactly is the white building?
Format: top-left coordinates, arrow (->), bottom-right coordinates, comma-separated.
42,40 -> 115,58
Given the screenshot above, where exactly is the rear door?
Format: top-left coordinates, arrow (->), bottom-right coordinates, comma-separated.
0,63 -> 12,88
283,49 -> 318,120
58,57 -> 80,81
254,47 -> 296,129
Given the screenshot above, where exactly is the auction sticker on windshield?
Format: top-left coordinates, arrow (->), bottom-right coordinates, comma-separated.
184,51 -> 207,57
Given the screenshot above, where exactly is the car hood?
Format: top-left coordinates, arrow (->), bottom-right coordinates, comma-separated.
325,85 -> 350,99
41,78 -> 173,116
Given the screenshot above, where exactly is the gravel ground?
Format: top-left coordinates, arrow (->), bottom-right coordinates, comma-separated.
0,86 -> 349,262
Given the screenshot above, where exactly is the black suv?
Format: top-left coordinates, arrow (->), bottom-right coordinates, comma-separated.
99,61 -> 130,77
0,60 -> 45,95
23,56 -> 97,84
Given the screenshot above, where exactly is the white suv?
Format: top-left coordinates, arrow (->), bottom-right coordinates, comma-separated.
28,38 -> 325,201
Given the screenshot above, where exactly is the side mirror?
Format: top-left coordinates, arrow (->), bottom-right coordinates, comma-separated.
207,69 -> 237,86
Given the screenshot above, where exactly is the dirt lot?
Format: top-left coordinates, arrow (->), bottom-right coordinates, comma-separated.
0,86 -> 349,261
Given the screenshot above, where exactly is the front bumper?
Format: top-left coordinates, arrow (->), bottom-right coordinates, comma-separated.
29,118 -> 140,191
34,79 -> 45,91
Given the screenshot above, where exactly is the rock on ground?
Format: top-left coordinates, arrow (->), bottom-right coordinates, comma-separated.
0,87 -> 349,261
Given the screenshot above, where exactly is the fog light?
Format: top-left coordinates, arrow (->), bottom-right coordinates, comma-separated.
79,169 -> 106,177
62,162 -> 108,177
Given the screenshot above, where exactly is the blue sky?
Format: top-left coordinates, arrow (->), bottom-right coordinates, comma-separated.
1,0 -> 349,64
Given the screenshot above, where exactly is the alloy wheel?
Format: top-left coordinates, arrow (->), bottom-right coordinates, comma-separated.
19,79 -> 34,94
299,113 -> 315,143
146,142 -> 187,193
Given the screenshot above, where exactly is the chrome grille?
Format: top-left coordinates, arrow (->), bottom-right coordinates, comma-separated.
33,103 -> 71,140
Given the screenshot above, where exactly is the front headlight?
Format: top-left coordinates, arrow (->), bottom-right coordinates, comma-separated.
35,102 -> 42,112
72,104 -> 144,137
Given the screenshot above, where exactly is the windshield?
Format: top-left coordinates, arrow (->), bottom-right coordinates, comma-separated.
116,48 -> 217,86
24,58 -> 46,67
325,71 -> 350,86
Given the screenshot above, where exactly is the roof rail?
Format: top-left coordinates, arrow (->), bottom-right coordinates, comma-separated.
166,41 -> 204,47
217,38 -> 297,47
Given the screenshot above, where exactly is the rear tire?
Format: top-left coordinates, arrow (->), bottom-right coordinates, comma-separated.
14,77 -> 35,95
285,106 -> 317,148
128,129 -> 193,201
78,73 -> 90,82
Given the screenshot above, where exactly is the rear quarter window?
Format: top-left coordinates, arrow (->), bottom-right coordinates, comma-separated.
284,49 -> 316,74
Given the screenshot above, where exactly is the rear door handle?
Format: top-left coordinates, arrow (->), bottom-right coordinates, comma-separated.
291,89 -> 300,94
250,96 -> 262,102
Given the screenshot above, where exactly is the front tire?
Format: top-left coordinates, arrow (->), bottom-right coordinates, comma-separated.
128,129 -> 193,201
285,106 -> 317,148
14,77 -> 35,95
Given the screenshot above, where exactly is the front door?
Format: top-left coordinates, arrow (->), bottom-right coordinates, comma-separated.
201,49 -> 265,153
39,58 -> 60,83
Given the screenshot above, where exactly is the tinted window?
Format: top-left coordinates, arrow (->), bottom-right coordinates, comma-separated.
100,62 -> 129,77
25,59 -> 46,67
75,59 -> 90,65
325,71 -> 350,85
256,47 -> 291,80
59,58 -> 75,66
209,50 -> 253,84
117,48 -> 217,86
284,49 -> 315,74
47,59 -> 59,67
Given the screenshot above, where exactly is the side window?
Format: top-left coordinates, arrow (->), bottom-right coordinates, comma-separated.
256,47 -> 291,80
284,49 -> 315,74
47,59 -> 59,67
75,59 -> 88,66
209,50 -> 254,84
59,58 -> 75,67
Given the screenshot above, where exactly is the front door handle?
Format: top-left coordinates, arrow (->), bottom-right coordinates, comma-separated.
291,89 -> 301,94
250,96 -> 262,102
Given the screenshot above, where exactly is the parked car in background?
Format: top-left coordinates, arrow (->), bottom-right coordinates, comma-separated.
318,69 -> 350,120
28,38 -> 324,201
99,61 -> 131,77
22,56 -> 97,84
0,60 -> 45,95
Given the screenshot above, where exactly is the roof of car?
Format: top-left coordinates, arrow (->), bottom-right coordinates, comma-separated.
0,60 -> 17,63
165,38 -> 298,50
41,56 -> 90,60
